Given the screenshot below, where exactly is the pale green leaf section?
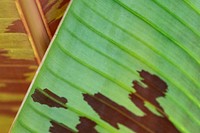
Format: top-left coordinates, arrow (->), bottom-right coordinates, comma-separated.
11,0 -> 200,133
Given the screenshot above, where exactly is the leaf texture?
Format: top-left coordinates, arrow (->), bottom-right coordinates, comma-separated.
11,0 -> 200,133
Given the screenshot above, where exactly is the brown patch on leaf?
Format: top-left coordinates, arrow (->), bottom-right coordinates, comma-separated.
76,117 -> 98,133
129,70 -> 179,132
49,121 -> 75,133
83,70 -> 180,133
31,88 -> 67,109
49,117 -> 97,133
5,20 -> 26,33
129,94 -> 179,133
83,93 -> 151,133
133,70 -> 167,110
132,70 -> 167,109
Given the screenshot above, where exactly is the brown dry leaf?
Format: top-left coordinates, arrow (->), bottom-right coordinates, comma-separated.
37,0 -> 71,36
0,0 -> 69,132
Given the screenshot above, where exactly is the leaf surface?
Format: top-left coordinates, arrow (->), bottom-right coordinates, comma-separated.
11,0 -> 200,133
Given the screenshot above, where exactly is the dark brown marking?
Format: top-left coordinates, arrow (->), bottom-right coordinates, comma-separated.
139,70 -> 167,93
83,70 -> 180,133
133,70 -> 167,111
5,20 -> 26,33
49,121 -> 75,133
76,117 -> 98,133
83,93 -> 150,133
129,70 -> 179,132
133,70 -> 167,109
129,94 -> 179,133
31,88 -> 67,109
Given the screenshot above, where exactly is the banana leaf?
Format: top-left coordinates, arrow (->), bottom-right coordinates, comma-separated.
10,0 -> 200,132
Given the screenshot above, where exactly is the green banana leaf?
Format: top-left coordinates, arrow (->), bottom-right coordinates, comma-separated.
10,0 -> 200,132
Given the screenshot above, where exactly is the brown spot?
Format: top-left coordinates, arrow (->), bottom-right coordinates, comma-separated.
133,70 -> 167,111
5,20 -> 26,33
129,94 -> 179,133
83,93 -> 151,133
129,70 -> 179,132
83,70 -> 180,133
76,117 -> 98,133
31,88 -> 67,109
49,121 -> 75,133
139,70 -> 167,93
